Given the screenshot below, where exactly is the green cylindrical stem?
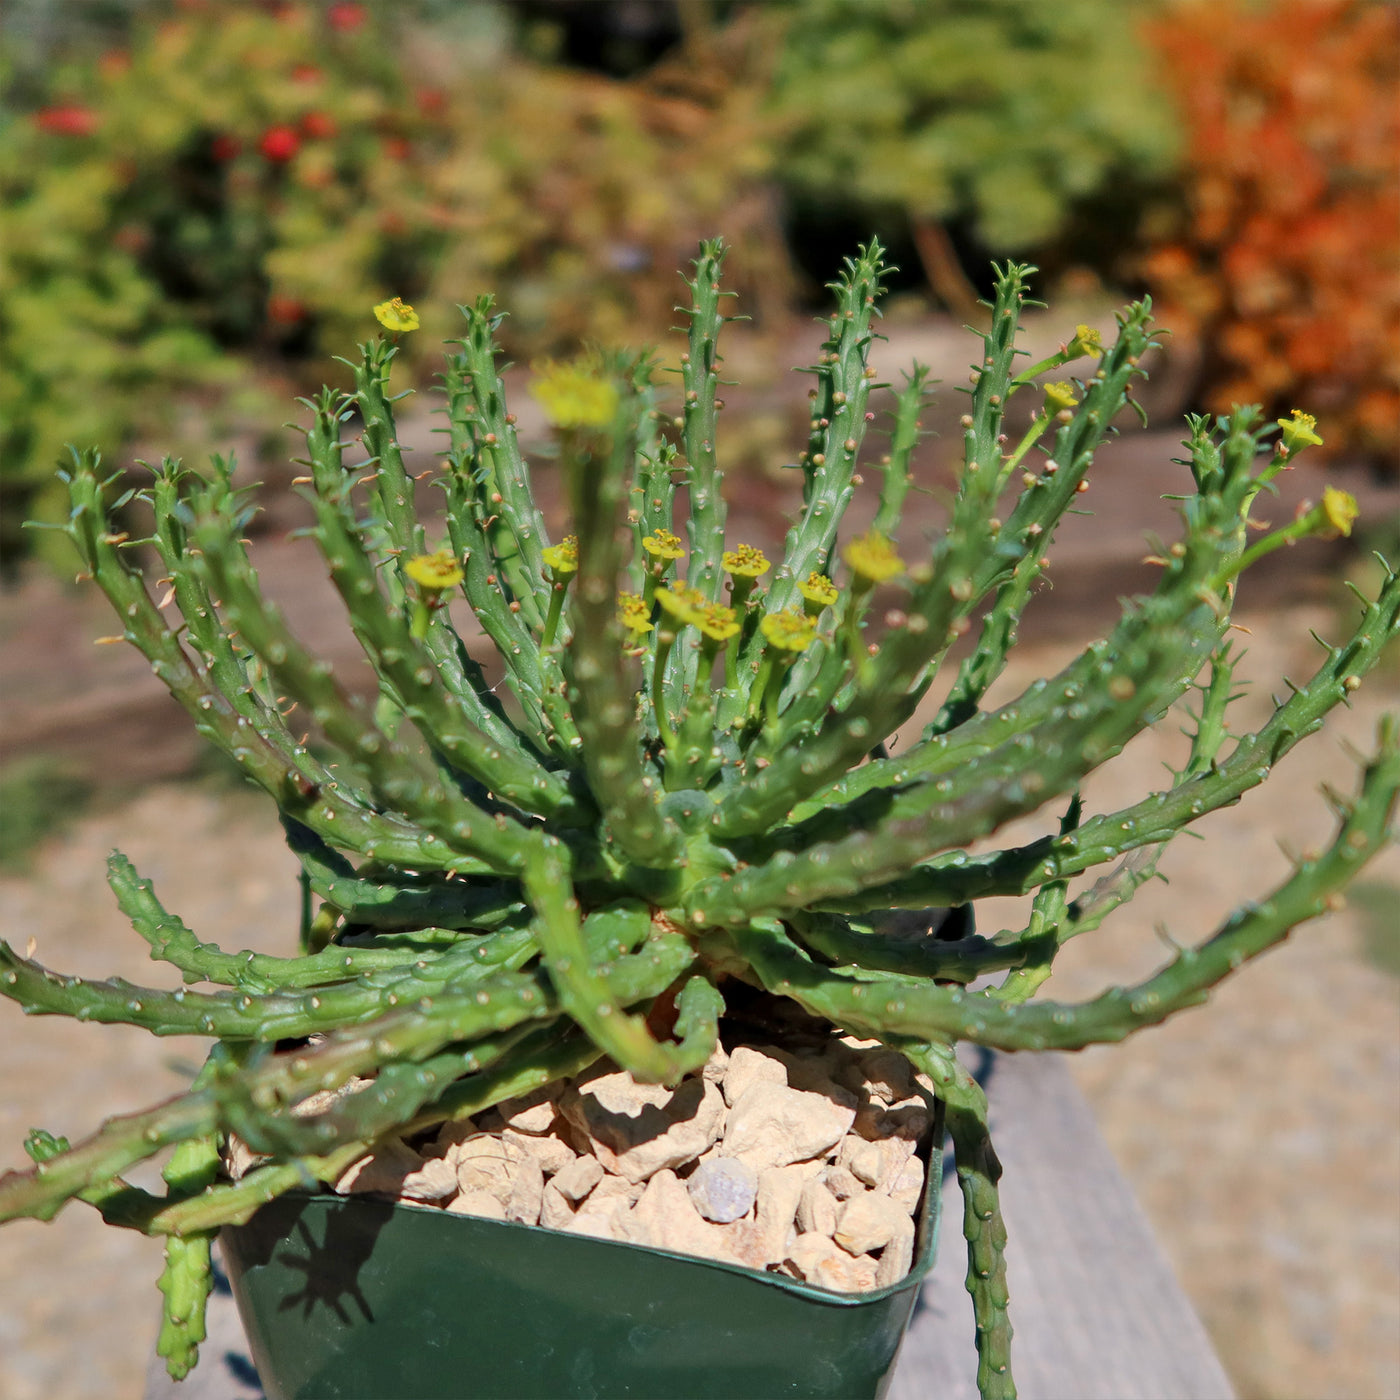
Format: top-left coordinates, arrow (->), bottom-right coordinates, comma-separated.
188,490 -> 532,873
449,299 -> 550,595
734,740 -> 1395,1051
564,401 -> 681,866
791,911 -> 1023,983
62,454 -> 459,873
155,1054 -> 224,1380
280,818 -> 526,932
352,337 -> 424,556
522,841 -> 703,1084
681,238 -> 731,606
761,241 -> 888,621
307,482 -> 575,821
947,1104 -> 1016,1400
870,367 -> 930,538
821,571 -> 1398,914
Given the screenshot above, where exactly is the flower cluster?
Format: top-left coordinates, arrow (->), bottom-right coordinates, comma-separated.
529,360 -> 620,430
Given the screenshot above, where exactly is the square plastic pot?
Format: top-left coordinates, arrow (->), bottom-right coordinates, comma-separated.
220,1099 -> 945,1400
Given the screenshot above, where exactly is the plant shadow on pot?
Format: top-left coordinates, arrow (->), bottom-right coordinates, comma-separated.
221,1099 -> 945,1400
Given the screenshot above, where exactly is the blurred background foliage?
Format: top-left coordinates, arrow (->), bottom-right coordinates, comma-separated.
1141,0 -> 1399,462
1,0 -> 1395,571
767,0 -> 1180,318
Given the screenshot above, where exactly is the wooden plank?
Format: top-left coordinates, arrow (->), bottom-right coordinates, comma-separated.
146,1052 -> 1234,1399
889,1050 -> 1236,1400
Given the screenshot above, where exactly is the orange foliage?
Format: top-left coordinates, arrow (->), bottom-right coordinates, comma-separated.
1143,1 -> 1399,463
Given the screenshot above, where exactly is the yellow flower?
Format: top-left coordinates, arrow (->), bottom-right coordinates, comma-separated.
1277,409 -> 1324,454
642,528 -> 685,561
797,572 -> 839,609
373,297 -> 420,334
722,544 -> 770,579
695,603 -> 740,642
1068,324 -> 1103,359
617,592 -> 653,636
529,358 -> 620,430
542,536 -> 579,578
404,549 -> 463,592
1320,486 -> 1358,537
655,583 -> 706,626
1043,381 -> 1079,414
843,531 -> 904,585
759,608 -> 817,652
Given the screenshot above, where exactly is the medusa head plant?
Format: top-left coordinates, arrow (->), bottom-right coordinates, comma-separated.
0,242 -> 1395,1398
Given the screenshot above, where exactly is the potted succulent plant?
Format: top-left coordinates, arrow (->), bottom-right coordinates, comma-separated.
1,241 -> 1394,1400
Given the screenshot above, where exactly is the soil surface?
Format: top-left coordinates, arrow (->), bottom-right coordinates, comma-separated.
1,315 -> 1396,1399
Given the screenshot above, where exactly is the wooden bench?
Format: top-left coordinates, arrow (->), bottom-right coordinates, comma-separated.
146,1051 -> 1235,1399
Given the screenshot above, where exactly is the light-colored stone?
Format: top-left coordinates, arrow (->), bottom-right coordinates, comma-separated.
687,1157 -> 758,1223
620,1169 -> 736,1265
796,1177 -> 840,1236
221,1134 -> 268,1183
563,1210 -> 620,1241
721,1081 -> 855,1172
823,1164 -> 863,1200
843,1136 -> 888,1188
785,1233 -> 879,1293
886,1154 -> 926,1213
500,1126 -> 576,1177
552,1153 -> 605,1203
494,1084 -> 561,1135
838,1034 -> 882,1052
334,1138 -> 424,1196
564,1174 -> 638,1239
449,1134 -> 544,1219
875,1217 -> 916,1287
721,1045 -> 789,1108
560,1070 -> 725,1183
700,1041 -> 730,1085
432,1117 -> 479,1164
750,1164 -> 810,1265
399,1154 -> 460,1202
856,1048 -> 919,1106
834,1190 -> 910,1256
540,1180 -> 577,1230
446,1190 -> 507,1220
838,1132 -> 914,1189
453,1135 -> 517,1201
825,1250 -> 879,1294
573,1173 -> 639,1217
289,1075 -> 373,1119
504,1148 -> 544,1225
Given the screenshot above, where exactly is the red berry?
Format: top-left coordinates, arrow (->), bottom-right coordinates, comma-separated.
327,2 -> 367,32
291,63 -> 322,84
211,133 -> 241,162
381,135 -> 410,161
301,111 -> 337,140
35,105 -> 97,137
259,125 -> 300,162
267,295 -> 307,325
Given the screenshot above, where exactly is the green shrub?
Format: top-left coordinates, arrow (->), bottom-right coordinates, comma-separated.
768,0 -> 1179,305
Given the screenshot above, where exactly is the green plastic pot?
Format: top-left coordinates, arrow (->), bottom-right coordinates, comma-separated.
221,1101 -> 945,1400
